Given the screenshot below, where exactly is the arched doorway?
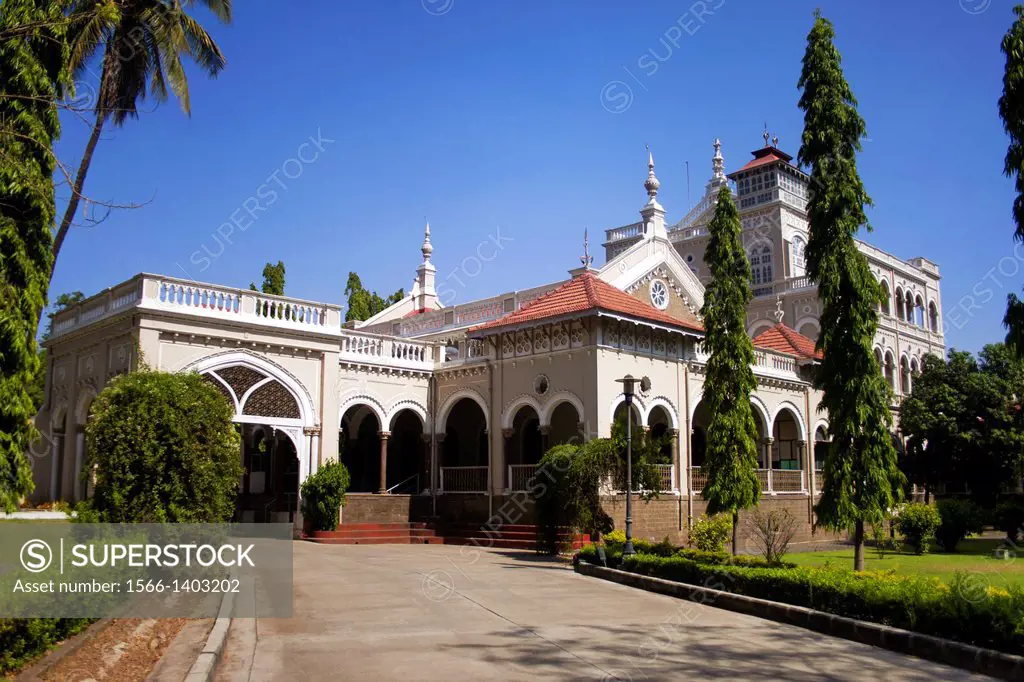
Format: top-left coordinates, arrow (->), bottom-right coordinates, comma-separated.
689,400 -> 709,494
647,405 -> 674,491
813,425 -> 830,486
547,401 -> 582,446
505,405 -> 541,491
238,425 -> 299,522
340,404 -> 382,493
387,409 -> 426,494
442,398 -> 488,492
771,408 -> 805,493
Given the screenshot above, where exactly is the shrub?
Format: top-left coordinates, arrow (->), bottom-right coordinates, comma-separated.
870,511 -> 900,559
894,503 -> 941,554
83,371 -> 242,522
612,553 -> 1024,655
577,543 -> 794,570
0,619 -> 94,674
936,499 -> 985,552
748,508 -> 797,564
689,514 -> 731,552
300,460 -> 350,532
996,498 -> 1024,542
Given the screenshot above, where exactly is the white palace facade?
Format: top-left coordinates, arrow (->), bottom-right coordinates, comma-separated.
31,137 -> 945,542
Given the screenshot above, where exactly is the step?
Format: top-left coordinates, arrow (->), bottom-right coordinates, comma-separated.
442,536 -> 588,550
307,536 -> 444,545
313,528 -> 438,539
332,522 -> 431,531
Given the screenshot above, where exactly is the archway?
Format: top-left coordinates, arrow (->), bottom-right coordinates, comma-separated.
884,351 -> 896,390
238,425 -> 299,522
751,404 -> 770,469
442,398 -> 488,492
72,389 -> 97,502
689,400 -> 710,494
771,408 -> 803,470
900,356 -> 911,395
48,405 -> 68,501
813,425 -> 830,476
880,280 -> 891,316
647,404 -> 674,491
548,401 -> 582,446
340,404 -> 383,493
388,409 -> 426,494
505,405 -> 541,491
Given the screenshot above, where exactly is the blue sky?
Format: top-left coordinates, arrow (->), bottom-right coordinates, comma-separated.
51,0 -> 1018,353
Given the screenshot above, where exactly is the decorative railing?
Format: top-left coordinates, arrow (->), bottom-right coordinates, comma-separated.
691,467 -> 806,495
440,466 -> 489,493
339,330 -> 433,370
654,464 -> 675,492
604,221 -> 644,243
751,276 -> 815,299
696,345 -> 799,377
507,464 -> 538,492
48,279 -> 144,339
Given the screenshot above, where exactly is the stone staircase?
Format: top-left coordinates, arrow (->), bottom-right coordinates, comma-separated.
438,523 -> 590,550
306,522 -> 443,545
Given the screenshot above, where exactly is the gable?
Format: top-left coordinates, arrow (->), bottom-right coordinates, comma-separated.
597,235 -> 705,312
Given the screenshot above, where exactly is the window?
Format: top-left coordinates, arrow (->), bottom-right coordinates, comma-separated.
880,280 -> 891,316
905,291 -> 914,325
900,356 -> 911,394
929,302 -> 939,333
895,288 -> 905,321
791,236 -> 806,277
750,245 -> 773,285
649,279 -> 669,310
915,295 -> 925,327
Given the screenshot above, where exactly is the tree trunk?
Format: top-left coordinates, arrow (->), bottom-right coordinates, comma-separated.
51,107 -> 106,282
732,510 -> 739,556
853,519 -> 865,571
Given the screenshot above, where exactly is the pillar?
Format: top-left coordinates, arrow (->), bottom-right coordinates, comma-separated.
668,428 -> 681,492
378,431 -> 390,493
434,433 -> 445,492
502,428 -> 514,490
797,439 -> 808,491
73,427 -> 85,502
539,425 -> 550,456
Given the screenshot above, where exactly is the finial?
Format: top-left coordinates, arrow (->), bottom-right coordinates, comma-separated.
644,144 -> 660,202
712,137 -> 724,180
580,228 -> 593,268
774,296 -> 785,324
421,220 -> 433,262
763,124 -> 770,147
772,135 -> 779,148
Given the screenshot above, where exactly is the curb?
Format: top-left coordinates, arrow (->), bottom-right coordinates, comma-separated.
575,561 -> 1024,681
183,579 -> 237,682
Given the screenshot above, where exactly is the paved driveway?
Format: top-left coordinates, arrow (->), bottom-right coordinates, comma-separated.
216,542 -> 985,681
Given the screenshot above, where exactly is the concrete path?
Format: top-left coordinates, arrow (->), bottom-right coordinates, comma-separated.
216,543 -> 987,681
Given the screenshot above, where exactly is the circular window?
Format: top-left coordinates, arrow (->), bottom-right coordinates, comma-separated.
649,279 -> 669,310
534,374 -> 549,396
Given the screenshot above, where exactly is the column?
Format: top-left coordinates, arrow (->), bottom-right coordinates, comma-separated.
420,433 -> 431,493
539,425 -> 550,456
797,439 -> 807,492
502,428 -> 514,490
763,437 -> 774,493
435,434 -> 445,492
378,431 -> 390,493
73,427 -> 85,502
49,431 -> 65,500
668,428 -> 681,492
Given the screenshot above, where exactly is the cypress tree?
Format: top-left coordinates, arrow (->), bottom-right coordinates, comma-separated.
0,1 -> 67,510
699,186 -> 761,555
797,10 -> 903,571
1000,7 -> 1024,354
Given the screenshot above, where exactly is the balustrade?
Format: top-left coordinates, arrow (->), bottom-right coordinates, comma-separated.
440,466 -> 489,493
691,466 -> 806,495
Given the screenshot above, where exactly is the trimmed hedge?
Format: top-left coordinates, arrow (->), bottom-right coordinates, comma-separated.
579,550 -> 1024,655
0,618 -> 94,674
578,542 -> 793,569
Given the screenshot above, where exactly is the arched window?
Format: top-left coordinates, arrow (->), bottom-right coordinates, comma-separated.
895,288 -> 905,321
915,295 -> 925,327
929,302 -> 939,333
905,291 -> 914,325
791,236 -> 806,277
750,245 -> 773,285
884,352 -> 896,389
910,357 -> 920,375
874,348 -> 884,370
880,280 -> 891,316
900,356 -> 911,394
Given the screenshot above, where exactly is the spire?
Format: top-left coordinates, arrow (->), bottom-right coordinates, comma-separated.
580,228 -> 593,269
421,221 -> 433,262
712,137 -> 725,181
763,124 -> 770,148
644,145 -> 661,206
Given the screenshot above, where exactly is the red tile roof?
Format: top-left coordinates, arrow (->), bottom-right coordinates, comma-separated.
728,146 -> 796,176
752,323 -> 822,360
469,272 -> 703,334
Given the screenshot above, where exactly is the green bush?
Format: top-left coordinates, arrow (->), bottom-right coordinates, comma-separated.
996,498 -> 1024,542
0,619 -> 94,674
689,513 -> 731,552
300,460 -> 350,532
579,541 -> 793,570
894,503 -> 941,554
936,499 -> 985,552
83,370 -> 243,522
612,553 -> 1024,655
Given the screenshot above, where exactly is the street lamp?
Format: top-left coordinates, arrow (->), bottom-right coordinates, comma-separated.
616,374 -> 638,556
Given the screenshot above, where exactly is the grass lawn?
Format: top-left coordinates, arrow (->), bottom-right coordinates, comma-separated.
787,538 -> 1024,589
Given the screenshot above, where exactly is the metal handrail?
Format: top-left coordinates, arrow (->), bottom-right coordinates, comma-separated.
386,473 -> 419,494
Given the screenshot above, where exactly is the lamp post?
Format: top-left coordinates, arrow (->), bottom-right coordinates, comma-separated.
616,374 -> 638,556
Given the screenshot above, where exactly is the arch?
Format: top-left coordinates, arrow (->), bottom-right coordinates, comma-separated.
770,402 -> 807,441
813,422 -> 830,472
501,394 -> 544,431
609,393 -> 645,429
183,350 -> 316,426
914,294 -> 925,327
900,355 -> 911,394
539,391 -> 585,427
386,400 -> 429,432
884,351 -> 896,390
643,396 -> 678,430
437,388 -> 489,434
50,401 -> 69,431
895,287 -> 906,321
749,396 -> 771,437
791,235 -> 806,276
929,302 -> 939,332
910,357 -> 920,375
548,400 -> 583,446
905,290 -> 915,325
747,320 -> 775,338
794,316 -> 820,342
879,280 -> 891,316
338,393 -> 387,430
74,387 -> 97,425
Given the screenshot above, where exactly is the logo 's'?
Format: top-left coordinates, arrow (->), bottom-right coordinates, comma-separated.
21,539 -> 53,573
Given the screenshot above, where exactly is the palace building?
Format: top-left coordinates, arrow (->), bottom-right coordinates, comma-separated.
31,136 -> 944,543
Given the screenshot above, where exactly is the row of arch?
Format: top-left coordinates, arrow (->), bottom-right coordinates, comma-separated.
874,348 -> 922,394
880,280 -> 939,332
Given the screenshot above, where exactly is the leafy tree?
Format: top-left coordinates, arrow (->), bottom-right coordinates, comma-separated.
1001,6 -> 1024,355
53,0 -> 231,274
902,345 -> 1024,504
249,261 -> 285,295
343,271 -> 404,322
82,370 -> 242,522
798,10 -> 903,571
0,0 -> 69,511
698,186 -> 761,555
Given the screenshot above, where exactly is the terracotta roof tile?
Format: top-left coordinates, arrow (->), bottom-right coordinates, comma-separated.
728,146 -> 797,176
469,272 -> 703,334
752,323 -> 822,360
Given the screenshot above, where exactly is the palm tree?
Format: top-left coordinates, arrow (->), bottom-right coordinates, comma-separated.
53,0 -> 231,276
